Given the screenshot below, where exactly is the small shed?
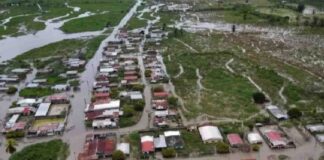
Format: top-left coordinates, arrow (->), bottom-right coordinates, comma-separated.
117,143 -> 130,155
247,132 -> 263,144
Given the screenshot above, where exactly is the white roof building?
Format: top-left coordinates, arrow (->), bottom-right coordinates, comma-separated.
154,110 -> 169,117
306,124 -> 324,133
8,106 -> 36,114
266,105 -> 288,120
17,98 -> 37,106
316,134 -> 324,143
247,132 -> 263,144
164,131 -> 181,137
117,143 -> 130,155
154,135 -> 167,149
6,114 -> 20,128
92,119 -> 117,128
198,125 -> 223,143
35,103 -> 51,117
141,135 -> 154,142
85,100 -> 120,112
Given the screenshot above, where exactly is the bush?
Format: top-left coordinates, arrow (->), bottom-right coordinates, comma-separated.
7,86 -> 18,95
251,144 -> 260,152
215,142 -> 230,154
112,150 -> 125,160
162,148 -> 176,158
252,92 -> 267,104
6,131 -> 25,139
297,3 -> 305,13
287,108 -> 302,119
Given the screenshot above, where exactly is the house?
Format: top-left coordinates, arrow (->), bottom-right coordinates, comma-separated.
5,114 -> 20,129
141,135 -> 155,153
0,82 -> 8,92
35,103 -> 51,117
117,143 -> 130,155
52,84 -> 69,91
92,119 -> 117,128
306,124 -> 324,133
264,130 -> 287,148
227,134 -> 244,147
164,131 -> 184,149
266,105 -> 288,120
32,79 -> 47,84
17,98 -> 37,106
85,100 -> 120,112
316,134 -> 324,143
247,132 -> 263,144
129,91 -> 143,100
11,68 -> 30,74
152,99 -> 168,110
26,83 -> 40,88
154,135 -> 167,150
198,125 -> 223,143
153,92 -> 168,99
154,110 -> 169,117
66,70 -> 78,78
7,106 -> 36,115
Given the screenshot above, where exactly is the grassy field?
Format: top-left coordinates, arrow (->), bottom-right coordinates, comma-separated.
9,139 -> 69,160
19,87 -> 55,98
15,35 -> 105,60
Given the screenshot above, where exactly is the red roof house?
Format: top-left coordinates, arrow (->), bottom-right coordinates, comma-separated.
153,92 -> 168,98
227,133 -> 244,147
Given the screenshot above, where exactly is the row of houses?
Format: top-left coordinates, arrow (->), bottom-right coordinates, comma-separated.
3,95 -> 70,137
144,51 -> 168,83
84,29 -> 145,129
78,133 -> 130,160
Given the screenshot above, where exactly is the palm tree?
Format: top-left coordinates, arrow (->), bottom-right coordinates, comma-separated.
6,138 -> 18,154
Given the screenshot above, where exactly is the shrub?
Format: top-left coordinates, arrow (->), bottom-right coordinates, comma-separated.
215,142 -> 230,154
6,131 -> 25,139
162,148 -> 176,158
251,144 -> 260,152
287,108 -> 302,119
252,92 -> 267,104
145,70 -> 151,77
7,86 -> 18,95
112,150 -> 125,160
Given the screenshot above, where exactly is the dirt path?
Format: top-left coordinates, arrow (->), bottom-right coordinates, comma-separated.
243,74 -> 272,102
225,58 -> 235,73
175,38 -> 199,53
174,63 -> 184,78
279,85 -> 287,104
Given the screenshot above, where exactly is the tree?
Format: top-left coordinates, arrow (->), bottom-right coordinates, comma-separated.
6,138 -> 17,154
216,142 -> 230,154
297,3 -> 305,13
287,108 -> 302,119
6,86 -> 18,95
134,100 -> 145,111
252,92 -> 267,104
174,28 -> 179,37
162,23 -> 167,31
112,150 -> 125,160
162,148 -> 176,158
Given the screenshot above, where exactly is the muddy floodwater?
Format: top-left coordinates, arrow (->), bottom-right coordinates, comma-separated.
0,11 -> 104,62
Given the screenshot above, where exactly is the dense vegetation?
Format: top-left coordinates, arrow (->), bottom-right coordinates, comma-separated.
9,139 -> 69,160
